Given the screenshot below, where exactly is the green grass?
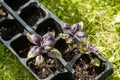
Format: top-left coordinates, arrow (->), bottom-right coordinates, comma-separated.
0,0 -> 120,79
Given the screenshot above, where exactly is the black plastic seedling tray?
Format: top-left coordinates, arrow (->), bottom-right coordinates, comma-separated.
0,0 -> 113,80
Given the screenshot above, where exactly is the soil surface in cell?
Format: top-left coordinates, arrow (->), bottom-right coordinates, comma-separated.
55,39 -> 79,61
25,11 -> 43,26
73,54 -> 105,80
27,55 -> 62,79
0,23 -> 21,40
20,5 -> 45,26
62,46 -> 79,62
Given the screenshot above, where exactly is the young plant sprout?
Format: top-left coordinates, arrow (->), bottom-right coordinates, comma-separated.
60,21 -> 101,68
59,33 -> 74,44
86,42 -> 100,66
27,32 -> 62,67
86,42 -> 98,53
62,22 -> 88,41
59,33 -> 79,54
59,22 -> 88,55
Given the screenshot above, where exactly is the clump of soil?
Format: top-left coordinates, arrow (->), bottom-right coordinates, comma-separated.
27,55 -> 62,79
0,4 -> 7,17
73,54 -> 105,80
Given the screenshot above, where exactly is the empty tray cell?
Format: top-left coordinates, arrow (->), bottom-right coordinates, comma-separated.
11,36 -> 33,58
20,3 -> 46,26
0,19 -> 24,40
4,0 -> 29,11
36,18 -> 62,36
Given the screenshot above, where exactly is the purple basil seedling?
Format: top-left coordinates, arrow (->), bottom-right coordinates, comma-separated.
62,22 -> 88,41
27,32 -> 62,67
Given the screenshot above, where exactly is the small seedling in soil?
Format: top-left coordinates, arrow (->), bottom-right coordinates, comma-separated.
73,42 -> 103,80
62,22 -> 88,41
60,22 -> 103,79
27,55 -> 62,79
73,53 -> 105,80
57,22 -> 88,61
27,32 -> 62,79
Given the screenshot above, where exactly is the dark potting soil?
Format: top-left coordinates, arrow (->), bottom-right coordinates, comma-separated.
62,47 -> 79,62
4,0 -> 29,11
55,38 -> 79,61
11,36 -> 34,58
27,56 -> 62,79
20,5 -> 45,26
73,54 -> 105,80
25,13 -> 42,26
18,43 -> 32,58
0,23 -> 22,40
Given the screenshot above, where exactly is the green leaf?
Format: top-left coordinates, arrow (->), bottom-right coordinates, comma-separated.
91,58 -> 100,67
59,33 -> 74,44
48,48 -> 62,59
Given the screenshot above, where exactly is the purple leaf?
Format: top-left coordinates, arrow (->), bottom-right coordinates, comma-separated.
86,42 -> 98,53
27,46 -> 41,59
92,47 -> 98,53
42,40 -> 55,47
43,32 -> 55,41
62,23 -> 72,34
48,48 -> 62,59
27,33 -> 42,45
35,55 -> 45,67
71,23 -> 82,33
62,23 -> 71,30
32,34 -> 43,45
86,42 -> 92,50
74,31 -> 88,41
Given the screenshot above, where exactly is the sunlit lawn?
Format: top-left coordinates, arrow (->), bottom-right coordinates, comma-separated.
0,0 -> 120,80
